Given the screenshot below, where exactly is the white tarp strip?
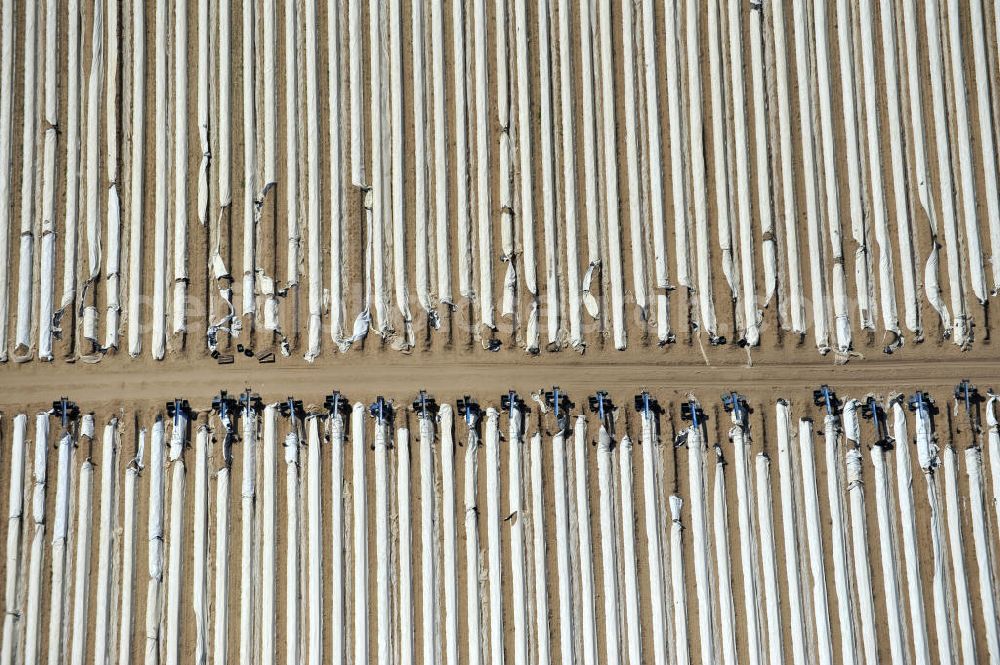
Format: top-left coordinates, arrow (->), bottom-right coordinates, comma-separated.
412,0 -> 435,324
353,403 -> 370,665
262,0 -> 276,185
285,425 -> 301,665
728,0 -> 757,346
945,0 -> 987,303
144,421 -> 165,665
989,396 -> 1000,548
349,0 -> 364,186
965,447 -> 1000,663
389,0 -> 414,346
530,431 -> 551,663
398,427 -> 414,665
641,0 -> 667,295
327,0 -> 346,342
943,446 -> 978,664
453,0 -> 473,301
792,0 -> 830,352
514,0 -> 539,351
771,0 -> 805,333
664,0 -> 689,292
579,4 -> 600,320
0,414 -> 26,665
104,0 -> 122,350
731,423 -> 763,665
172,0 -> 188,336
559,0 -> 582,346
969,0 -> 1000,291
59,0 -> 82,341
669,495 -> 689,665
261,408 -> 278,662
621,0 -> 648,322
69,458 -> 93,665
419,417 -> 437,665
686,423 -> 716,664
330,412 -> 346,663
431,0 -> 451,304
13,1 -> 37,359
193,426 -> 209,665
213,448 -> 230,665
152,0 -> 168,359
923,0 -> 970,344
369,0 -> 390,337
465,420 -> 483,665
775,400 -> 810,663
598,0 -> 626,349
509,409 -> 529,665
713,448 -> 737,665
126,0 -> 145,358
756,453 -> 784,665
859,0 -> 902,338
496,0 -> 516,322
871,440 -> 909,665
845,446 -> 879,665
37,0 -> 59,361
822,416 -> 857,665
119,429 -> 143,665
835,0 -> 874,330
197,0 -> 209,227
641,413 -> 670,665
165,437 -> 186,665
926,464 -> 956,665
597,425 -> 621,664
48,429 -> 75,663
305,0 -> 322,358
24,414 -> 50,664
798,421 -> 832,665
619,436 -> 642,665
307,417 -> 323,665
375,416 -> 392,665
484,411 -> 503,665
891,402 -> 931,665
900,0 -> 951,331
218,0 -> 231,207
749,1 -> 777,309
81,0 -> 105,352
473,0 -> 494,330
539,0 -> 561,344
239,407 -> 257,665
553,429 -> 576,664
440,404 -> 458,665
241,0 -> 258,318
708,0 -> 737,309
0,0 -> 14,360
574,416 -> 598,665
878,0 -> 920,335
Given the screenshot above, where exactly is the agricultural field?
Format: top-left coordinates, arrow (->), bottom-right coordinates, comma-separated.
1,0 -> 1000,663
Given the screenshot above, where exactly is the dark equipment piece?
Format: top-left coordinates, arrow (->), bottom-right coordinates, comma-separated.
238,388 -> 263,415
323,391 -> 352,418
953,380 -> 980,432
861,396 -> 893,448
51,397 -> 80,431
279,396 -> 305,420
588,391 -> 614,436
545,387 -> 572,433
412,391 -> 439,419
456,395 -> 481,428
680,398 -> 704,429
217,354 -> 235,365
812,385 -> 841,417
369,396 -> 393,423
722,391 -> 750,426
166,398 -> 191,425
500,390 -> 526,418
211,390 -> 239,435
257,351 -> 275,364
634,391 -> 659,418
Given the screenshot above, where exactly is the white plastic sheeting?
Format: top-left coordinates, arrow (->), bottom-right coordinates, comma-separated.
484,411 -> 503,665
213,437 -> 231,665
440,404 -> 458,665
119,429 -> 144,665
397,427 -> 414,665
749,0 -> 777,309
0,415 -> 26,665
730,419 -> 763,665
127,0 -> 146,358
330,407 -> 346,663
844,430 -> 878,665
508,408 -> 529,665
36,0 -> 59,361
12,1 -> 36,360
69,458 -> 94,665
430,0 -> 451,305
375,412 -> 393,665
419,415 -> 437,665
640,410 -> 670,665
144,420 -> 165,665
797,421 -> 832,665
349,0 -> 364,187
514,0 -> 540,351
891,402 -> 930,665
989,395 -> 1000,542
327,0 -> 346,343
390,0 -> 414,347
559,0 -> 583,346
919,417 -> 955,665
871,434 -> 909,665
619,436 -> 641,665
285,421 -> 301,665
307,416 -> 323,665
24,414 -> 49,665
473,0 -> 493,331
172,0 -> 188,336
0,0 -> 14,360
103,0 -> 123,351
305,0 -> 323,359
241,0 -> 258,318
47,429 -> 75,663
453,0 -> 472,301
352,402 -> 370,665
165,419 -> 186,665
597,423 -> 621,664
775,402 -> 808,664
530,431 -> 551,663
262,407 -> 278,662
713,447 -> 737,665
621,0 -> 648,325
193,426 -> 209,665
965,447 -> 1000,663
944,446 -> 979,665
822,415 -> 857,665
969,0 -> 1000,292
756,453 -> 784,665
80,0 -> 105,355
669,495 -> 689,665
540,0 -> 562,345
574,416 -> 598,665
239,405 -> 258,665
552,428 -> 576,664
197,0 -> 210,228
685,422 -> 716,665
59,0 -> 82,349
708,0 -> 737,312
151,0 -> 169,360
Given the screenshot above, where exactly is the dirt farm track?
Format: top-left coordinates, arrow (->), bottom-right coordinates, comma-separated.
3,0 -> 1000,663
